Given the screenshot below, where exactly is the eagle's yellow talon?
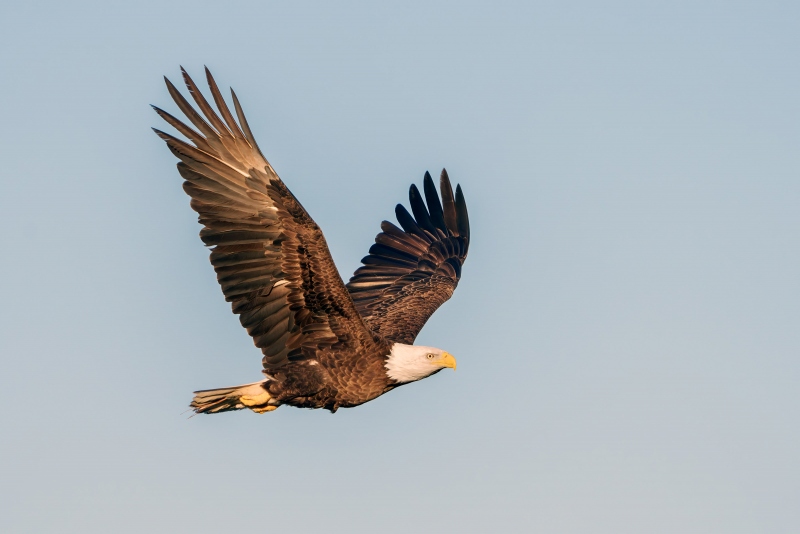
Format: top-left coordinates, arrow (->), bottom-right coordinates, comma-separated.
240,391 -> 271,406
251,405 -> 278,414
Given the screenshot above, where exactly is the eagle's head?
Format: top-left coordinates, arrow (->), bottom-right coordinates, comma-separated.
384,343 -> 457,384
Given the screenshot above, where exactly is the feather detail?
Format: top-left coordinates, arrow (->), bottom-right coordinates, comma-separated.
154,68 -> 385,371
346,170 -> 470,344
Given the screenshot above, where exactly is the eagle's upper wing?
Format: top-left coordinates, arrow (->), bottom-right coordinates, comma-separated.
153,68 -> 380,369
346,170 -> 470,344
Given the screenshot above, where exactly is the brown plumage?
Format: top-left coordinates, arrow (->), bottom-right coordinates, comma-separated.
154,68 -> 469,414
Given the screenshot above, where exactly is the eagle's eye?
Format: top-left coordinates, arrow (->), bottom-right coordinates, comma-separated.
426,353 -> 434,359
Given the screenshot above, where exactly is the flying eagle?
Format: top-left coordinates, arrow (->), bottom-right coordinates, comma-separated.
153,68 -> 470,414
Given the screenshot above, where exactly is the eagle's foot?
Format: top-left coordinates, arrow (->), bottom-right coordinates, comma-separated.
240,390 -> 271,407
251,405 -> 278,414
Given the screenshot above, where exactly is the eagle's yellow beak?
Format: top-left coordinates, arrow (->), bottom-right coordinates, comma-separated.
440,352 -> 457,371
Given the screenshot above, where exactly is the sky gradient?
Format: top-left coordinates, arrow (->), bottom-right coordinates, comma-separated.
1,1 -> 799,532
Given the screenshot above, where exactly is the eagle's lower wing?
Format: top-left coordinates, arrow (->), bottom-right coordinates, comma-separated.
154,68 -> 379,369
346,170 -> 470,344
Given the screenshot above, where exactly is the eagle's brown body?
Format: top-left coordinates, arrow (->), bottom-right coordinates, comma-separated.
261,347 -> 395,411
153,68 -> 469,414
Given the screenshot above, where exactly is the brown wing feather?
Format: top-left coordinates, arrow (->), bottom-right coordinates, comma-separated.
155,68 -> 382,369
346,170 -> 470,344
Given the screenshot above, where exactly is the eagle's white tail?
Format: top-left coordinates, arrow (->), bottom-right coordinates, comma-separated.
190,380 -> 277,414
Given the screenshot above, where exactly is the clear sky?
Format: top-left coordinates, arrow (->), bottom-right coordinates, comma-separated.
1,1 -> 798,532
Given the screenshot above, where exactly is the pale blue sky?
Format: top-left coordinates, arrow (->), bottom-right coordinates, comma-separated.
1,1 -> 799,532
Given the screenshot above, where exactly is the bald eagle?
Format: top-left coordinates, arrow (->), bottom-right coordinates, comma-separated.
153,68 -> 470,414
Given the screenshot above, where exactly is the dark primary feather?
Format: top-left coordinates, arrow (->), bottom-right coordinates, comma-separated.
346,169 -> 470,344
154,67 -> 383,371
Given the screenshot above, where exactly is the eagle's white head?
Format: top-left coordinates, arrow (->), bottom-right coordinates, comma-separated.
385,343 -> 457,384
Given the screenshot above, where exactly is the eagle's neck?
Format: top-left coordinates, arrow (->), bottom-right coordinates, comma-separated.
384,343 -> 439,384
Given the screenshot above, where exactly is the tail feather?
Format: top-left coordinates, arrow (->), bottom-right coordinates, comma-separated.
190,380 -> 277,414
